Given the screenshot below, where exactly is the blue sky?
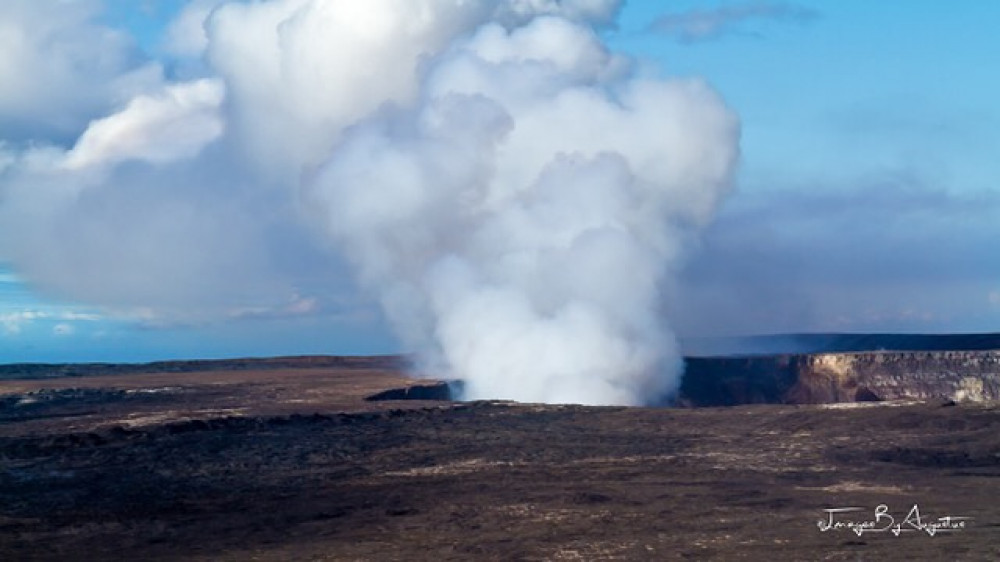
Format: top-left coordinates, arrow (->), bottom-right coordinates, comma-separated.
609,0 -> 1000,336
1,1 -> 998,362
613,1 -> 1000,189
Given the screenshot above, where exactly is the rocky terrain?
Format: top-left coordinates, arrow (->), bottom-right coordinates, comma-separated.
1,347 -> 998,560
0,355 -> 408,381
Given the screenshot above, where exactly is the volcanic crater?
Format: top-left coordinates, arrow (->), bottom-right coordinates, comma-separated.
1,336 -> 999,560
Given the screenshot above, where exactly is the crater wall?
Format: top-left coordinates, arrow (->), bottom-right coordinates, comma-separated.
678,350 -> 1000,406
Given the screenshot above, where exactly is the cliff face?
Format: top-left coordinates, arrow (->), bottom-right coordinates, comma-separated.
678,350 -> 1000,406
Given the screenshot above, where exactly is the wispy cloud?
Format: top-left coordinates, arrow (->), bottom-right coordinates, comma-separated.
670,174 -> 1000,336
226,294 -> 322,321
0,309 -> 101,335
1,311 -> 44,335
649,2 -> 819,42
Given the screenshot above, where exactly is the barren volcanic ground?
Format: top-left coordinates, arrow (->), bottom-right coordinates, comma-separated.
1,357 -> 999,561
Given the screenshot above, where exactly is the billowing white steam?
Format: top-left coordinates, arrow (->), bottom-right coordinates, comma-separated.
0,0 -> 739,405
307,15 -> 739,404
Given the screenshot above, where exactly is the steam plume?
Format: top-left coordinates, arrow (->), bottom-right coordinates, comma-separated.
0,0 -> 739,405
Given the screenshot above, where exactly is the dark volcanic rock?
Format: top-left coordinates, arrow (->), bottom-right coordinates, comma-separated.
2,397 -> 998,561
2,356 -> 999,560
365,381 -> 456,402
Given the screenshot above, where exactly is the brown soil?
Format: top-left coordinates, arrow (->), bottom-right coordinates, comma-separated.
1,359 -> 998,561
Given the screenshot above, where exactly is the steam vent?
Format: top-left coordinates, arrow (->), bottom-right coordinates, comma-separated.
677,334 -> 1000,406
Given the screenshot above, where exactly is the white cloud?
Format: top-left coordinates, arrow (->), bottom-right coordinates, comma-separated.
0,309 -> 99,335
64,78 -> 225,170
59,312 -> 103,322
204,0 -> 495,180
163,0 -> 229,58
227,293 -> 322,320
1,311 -> 43,335
0,0 -> 163,142
203,0 -> 624,181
